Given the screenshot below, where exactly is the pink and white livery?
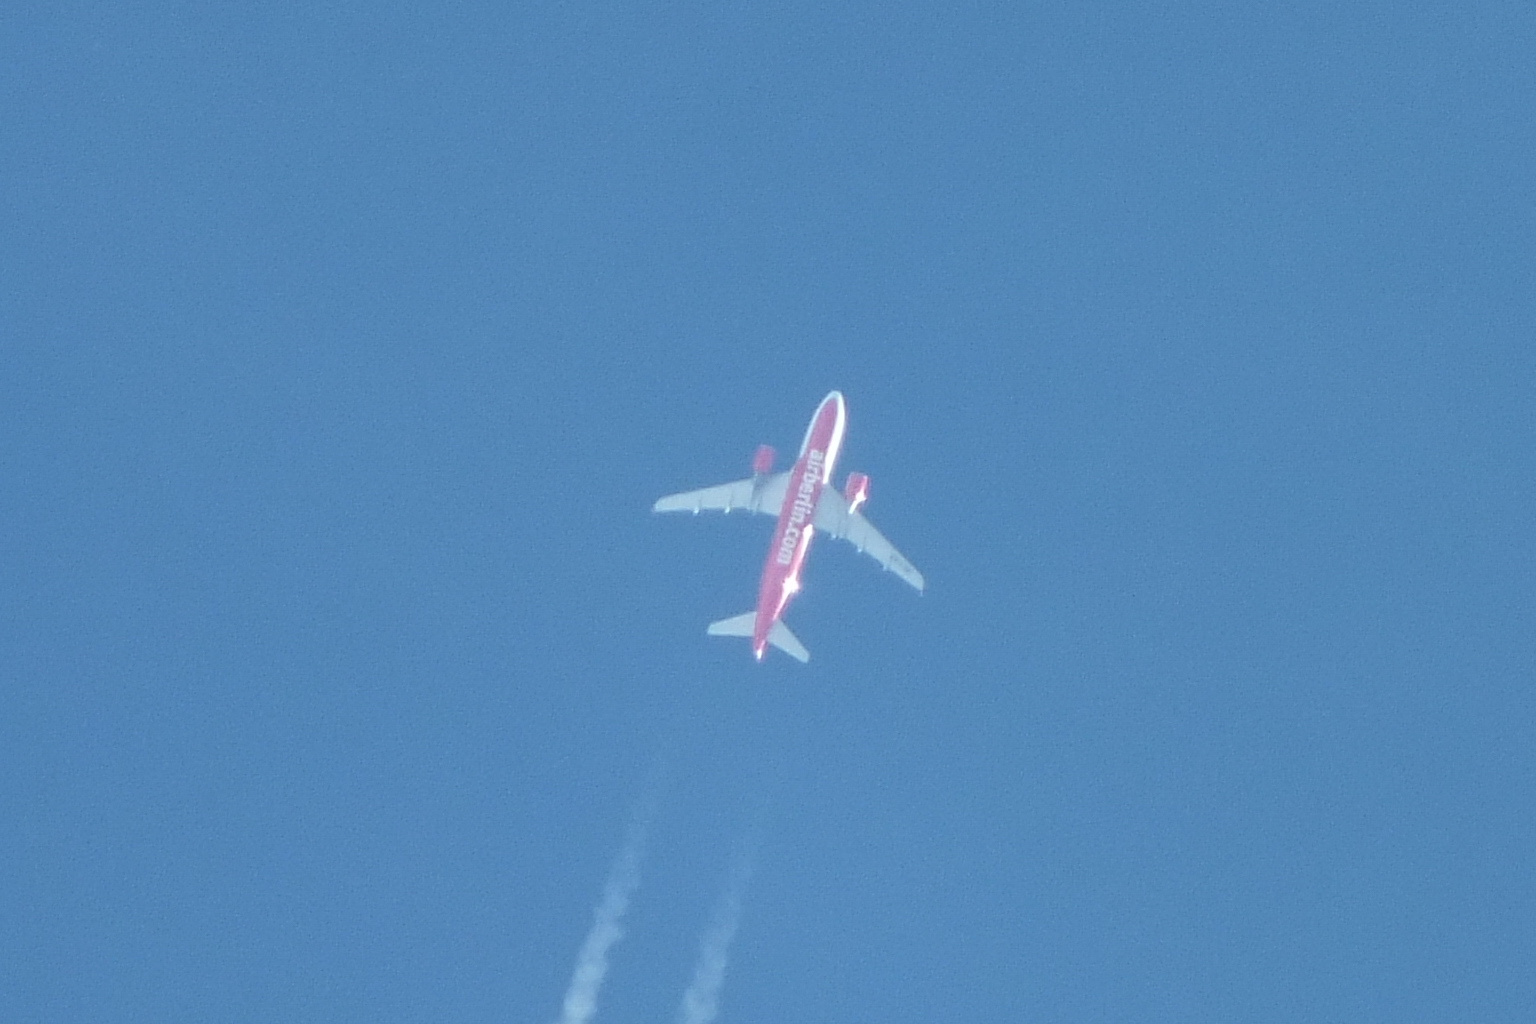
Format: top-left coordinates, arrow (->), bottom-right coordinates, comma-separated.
653,391 -> 924,663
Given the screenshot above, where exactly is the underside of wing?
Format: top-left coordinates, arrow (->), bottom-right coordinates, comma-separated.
813,490 -> 926,592
653,472 -> 788,516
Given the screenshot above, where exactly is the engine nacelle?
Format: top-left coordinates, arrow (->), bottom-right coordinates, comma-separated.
844,472 -> 870,515
752,444 -> 776,477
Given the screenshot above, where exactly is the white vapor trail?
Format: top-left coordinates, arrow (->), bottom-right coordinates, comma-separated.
675,847 -> 755,1024
552,799 -> 654,1024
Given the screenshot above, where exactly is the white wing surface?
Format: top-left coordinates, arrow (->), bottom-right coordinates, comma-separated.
653,472 -> 788,516
813,490 -> 926,592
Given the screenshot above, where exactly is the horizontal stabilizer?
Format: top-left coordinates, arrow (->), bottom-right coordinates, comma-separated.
706,612 -> 810,662
768,621 -> 810,663
706,612 -> 756,638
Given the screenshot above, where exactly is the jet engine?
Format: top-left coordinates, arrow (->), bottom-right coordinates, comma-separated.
752,444 -> 776,476
844,472 -> 870,515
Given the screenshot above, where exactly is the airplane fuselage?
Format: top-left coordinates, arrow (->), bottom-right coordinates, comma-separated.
752,391 -> 847,659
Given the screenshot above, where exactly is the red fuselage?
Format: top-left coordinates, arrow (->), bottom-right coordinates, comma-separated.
752,391 -> 847,659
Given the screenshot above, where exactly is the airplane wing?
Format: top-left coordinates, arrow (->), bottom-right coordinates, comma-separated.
653,472 -> 789,516
813,490 -> 926,592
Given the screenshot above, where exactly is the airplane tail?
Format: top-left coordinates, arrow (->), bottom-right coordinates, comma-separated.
706,613 -> 810,663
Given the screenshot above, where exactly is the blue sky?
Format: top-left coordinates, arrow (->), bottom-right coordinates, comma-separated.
3,3 -> 1533,1021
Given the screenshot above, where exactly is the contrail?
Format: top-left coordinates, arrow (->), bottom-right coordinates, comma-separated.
552,794 -> 655,1024
674,842 -> 755,1024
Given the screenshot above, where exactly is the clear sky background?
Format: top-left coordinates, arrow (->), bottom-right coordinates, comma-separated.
4,3 -> 1533,1022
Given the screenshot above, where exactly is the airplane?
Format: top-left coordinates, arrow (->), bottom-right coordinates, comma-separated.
653,390 -> 924,663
